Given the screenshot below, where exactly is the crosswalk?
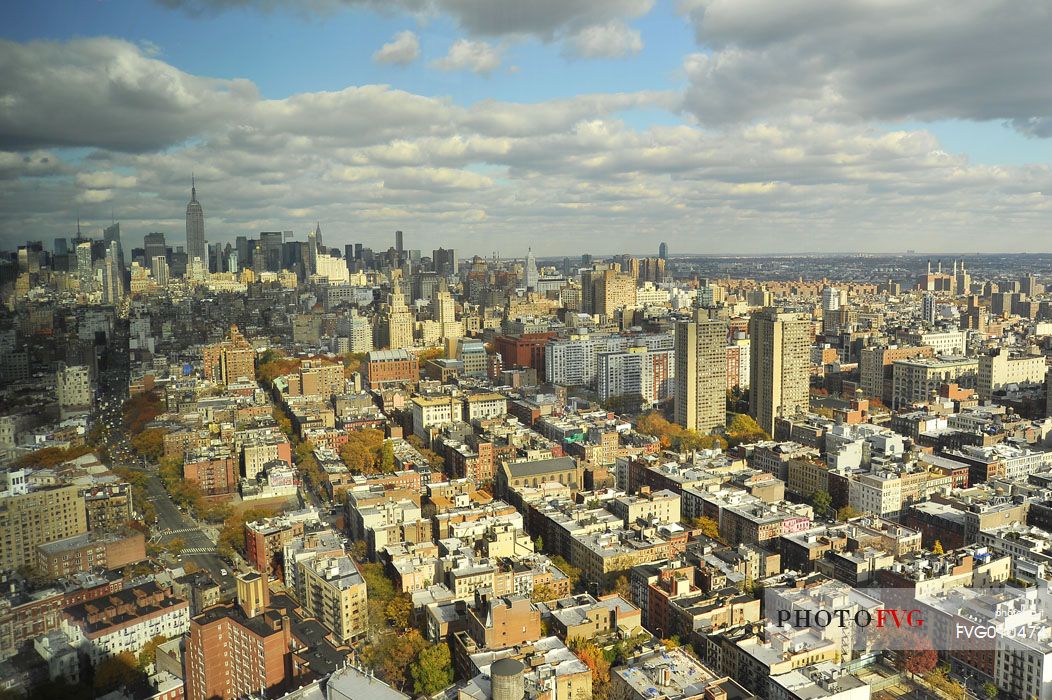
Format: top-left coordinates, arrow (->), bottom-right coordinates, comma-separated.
155,527 -> 201,536
181,546 -> 217,554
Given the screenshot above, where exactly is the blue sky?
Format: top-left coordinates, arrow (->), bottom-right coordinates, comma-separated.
2,0 -> 1051,254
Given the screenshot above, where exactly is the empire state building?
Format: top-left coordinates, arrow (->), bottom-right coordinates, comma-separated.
185,175 -> 206,265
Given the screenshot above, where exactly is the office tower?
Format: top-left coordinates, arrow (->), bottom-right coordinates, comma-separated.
144,232 -> 167,265
170,249 -> 188,278
354,243 -> 364,261
922,292 -> 936,325
821,287 -> 840,312
226,249 -> 238,274
675,311 -> 728,433
103,222 -> 124,278
433,247 -> 456,276
235,236 -> 251,269
307,226 -> 319,275
395,230 -> 404,265
659,242 -> 668,260
102,241 -> 124,304
433,280 -> 461,341
54,238 -> 68,257
524,248 -> 539,291
955,259 -> 971,297
185,175 -> 206,266
384,286 -> 414,350
76,241 -> 93,291
581,254 -> 593,267
749,308 -> 811,435
260,231 -> 283,272
152,256 -> 170,287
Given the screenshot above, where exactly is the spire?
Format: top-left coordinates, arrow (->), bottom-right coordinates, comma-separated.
190,173 -> 197,203
76,216 -> 81,236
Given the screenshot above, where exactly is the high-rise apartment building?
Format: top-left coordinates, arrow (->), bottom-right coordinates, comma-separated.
102,241 -> 123,305
76,241 -> 93,292
185,176 -> 206,267
56,364 -> 92,417
298,555 -> 368,643
0,482 -> 88,570
384,287 -> 414,350
674,312 -> 728,433
749,308 -> 812,435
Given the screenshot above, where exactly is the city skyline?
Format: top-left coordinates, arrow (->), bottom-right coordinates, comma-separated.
3,0 -> 1052,254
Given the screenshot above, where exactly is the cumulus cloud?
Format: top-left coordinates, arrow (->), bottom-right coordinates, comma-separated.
0,38 -> 257,152
680,0 -> 1052,134
431,39 -> 501,75
569,21 -> 643,58
373,30 -> 420,65
2,35 -> 1051,254
156,0 -> 654,40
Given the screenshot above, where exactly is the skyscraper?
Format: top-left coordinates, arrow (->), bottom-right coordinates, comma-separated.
659,242 -> 668,260
102,241 -> 124,304
433,247 -> 457,276
922,292 -> 937,324
749,308 -> 811,435
152,255 -> 170,287
76,241 -> 93,292
395,230 -> 404,266
144,232 -> 167,266
674,310 -> 728,433
185,175 -> 206,266
525,248 -> 539,291
384,286 -> 414,349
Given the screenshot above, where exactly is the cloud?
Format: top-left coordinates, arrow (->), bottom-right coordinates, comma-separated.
431,39 -> 501,75
156,0 -> 655,40
680,0 -> 1052,135
569,21 -> 643,58
76,172 -> 139,189
0,38 -> 257,152
373,30 -> 420,66
2,35 -> 1051,254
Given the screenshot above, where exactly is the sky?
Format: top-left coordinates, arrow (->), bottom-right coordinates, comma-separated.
2,0 -> 1052,256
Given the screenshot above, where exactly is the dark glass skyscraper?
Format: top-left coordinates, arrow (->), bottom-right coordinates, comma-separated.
185,176 -> 206,265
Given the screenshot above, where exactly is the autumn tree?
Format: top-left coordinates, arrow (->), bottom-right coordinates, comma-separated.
94,651 -> 140,691
836,505 -> 861,521
612,575 -> 632,602
550,555 -> 582,590
410,643 -> 454,696
386,593 -> 412,630
932,539 -> 945,555
131,427 -> 167,462
366,630 -> 428,690
691,516 -> 721,542
569,638 -> 611,700
122,390 -> 164,435
725,413 -> 769,447
137,635 -> 167,671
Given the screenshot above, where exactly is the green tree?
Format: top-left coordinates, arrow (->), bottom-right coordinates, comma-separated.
137,635 -> 167,671
810,490 -> 832,517
410,644 -> 454,696
612,575 -> 632,602
550,555 -> 582,590
379,440 -> 395,473
981,681 -> 999,699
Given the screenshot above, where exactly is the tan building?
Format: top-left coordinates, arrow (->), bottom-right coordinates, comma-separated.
749,308 -> 811,435
0,483 -> 87,570
35,530 -> 146,577
859,345 -> 934,403
674,311 -> 728,434
890,355 -> 979,409
977,348 -> 1045,400
298,555 -> 368,643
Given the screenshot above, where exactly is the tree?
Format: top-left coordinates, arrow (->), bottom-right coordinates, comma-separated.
531,583 -> 557,603
725,413 -> 769,447
410,644 -> 454,696
981,681 -> 999,699
612,575 -> 632,601
131,427 -> 167,462
367,630 -> 427,690
122,390 -> 164,435
932,539 -> 945,555
836,505 -> 861,521
137,635 -> 167,671
386,593 -> 412,630
691,516 -> 721,542
379,440 -> 395,473
894,632 -> 938,676
569,639 -> 611,700
94,651 -> 140,691
810,490 -> 832,517
550,555 -> 582,590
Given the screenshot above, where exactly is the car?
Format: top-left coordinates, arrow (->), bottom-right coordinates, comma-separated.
220,568 -> 228,576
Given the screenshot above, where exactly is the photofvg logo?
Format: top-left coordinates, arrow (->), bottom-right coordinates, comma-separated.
764,585 -> 1046,652
773,607 -> 925,630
